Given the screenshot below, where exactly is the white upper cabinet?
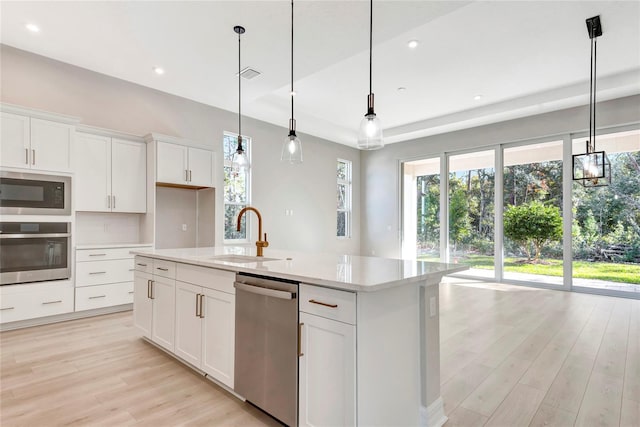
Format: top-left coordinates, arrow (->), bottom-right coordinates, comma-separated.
1,113 -> 73,173
156,140 -> 214,187
187,147 -> 215,187
111,138 -> 146,213
75,132 -> 146,213
75,133 -> 111,211
0,112 -> 30,169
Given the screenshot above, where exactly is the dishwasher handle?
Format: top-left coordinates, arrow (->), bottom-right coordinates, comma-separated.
234,281 -> 296,300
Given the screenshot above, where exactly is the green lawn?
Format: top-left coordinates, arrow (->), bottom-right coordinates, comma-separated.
418,254 -> 640,284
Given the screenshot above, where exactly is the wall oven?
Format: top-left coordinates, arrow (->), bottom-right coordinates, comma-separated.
0,171 -> 71,216
0,222 -> 71,285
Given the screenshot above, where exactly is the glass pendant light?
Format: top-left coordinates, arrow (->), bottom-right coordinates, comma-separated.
572,15 -> 611,187
281,0 -> 303,163
232,25 -> 250,173
357,0 -> 384,150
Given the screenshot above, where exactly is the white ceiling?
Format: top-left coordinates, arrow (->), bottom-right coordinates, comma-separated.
1,1 -> 639,147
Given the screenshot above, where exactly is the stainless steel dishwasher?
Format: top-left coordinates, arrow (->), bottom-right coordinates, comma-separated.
234,273 -> 299,427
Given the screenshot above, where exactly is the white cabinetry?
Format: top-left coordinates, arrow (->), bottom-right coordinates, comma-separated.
133,257 -> 176,352
156,141 -> 214,187
0,112 -> 74,173
75,132 -> 146,213
173,264 -> 235,388
75,245 -> 150,312
299,284 -> 356,427
0,281 -> 74,324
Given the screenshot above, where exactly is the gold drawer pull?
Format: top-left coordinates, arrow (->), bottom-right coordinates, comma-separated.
89,295 -> 106,299
1,307 -> 15,311
309,299 -> 338,308
89,253 -> 107,257
42,300 -> 62,305
128,291 -> 134,294
136,263 -> 147,267
156,267 -> 169,271
89,271 -> 106,275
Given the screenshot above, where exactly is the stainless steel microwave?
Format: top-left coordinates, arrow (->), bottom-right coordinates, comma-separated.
0,171 -> 71,215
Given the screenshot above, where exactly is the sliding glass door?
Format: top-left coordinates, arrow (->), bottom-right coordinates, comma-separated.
448,150 -> 495,278
571,129 -> 640,296
502,140 -> 564,286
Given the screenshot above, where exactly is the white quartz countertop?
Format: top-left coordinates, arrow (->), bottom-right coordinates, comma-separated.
76,243 -> 153,250
130,246 -> 468,292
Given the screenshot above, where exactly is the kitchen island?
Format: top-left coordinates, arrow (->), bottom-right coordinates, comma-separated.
131,246 -> 467,427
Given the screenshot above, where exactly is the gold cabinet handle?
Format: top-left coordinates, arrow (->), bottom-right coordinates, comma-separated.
113,195 -> 116,209
195,293 -> 201,317
89,271 -> 107,275
89,253 -> 107,257
298,322 -> 304,357
1,307 -> 15,311
32,149 -> 35,165
89,295 -> 106,299
309,299 -> 338,308
128,291 -> 134,294
156,267 -> 169,272
189,170 -> 192,182
136,263 -> 147,267
42,300 -> 62,305
25,148 -> 29,164
199,294 -> 204,318
150,280 -> 154,299
107,195 -> 111,209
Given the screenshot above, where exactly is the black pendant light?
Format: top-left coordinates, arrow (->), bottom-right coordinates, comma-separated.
281,0 -> 303,163
231,25 -> 250,173
572,15 -> 611,187
357,0 -> 383,150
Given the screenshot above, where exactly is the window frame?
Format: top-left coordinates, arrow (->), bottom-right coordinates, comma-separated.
337,158 -> 352,239
223,132 -> 251,244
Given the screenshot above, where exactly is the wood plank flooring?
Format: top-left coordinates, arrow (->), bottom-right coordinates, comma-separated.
1,279 -> 638,426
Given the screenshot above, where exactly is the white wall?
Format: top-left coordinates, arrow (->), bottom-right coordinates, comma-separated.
0,45 -> 361,255
361,94 -> 640,258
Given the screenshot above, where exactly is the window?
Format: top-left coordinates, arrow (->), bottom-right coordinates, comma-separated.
223,133 -> 250,241
337,159 -> 352,238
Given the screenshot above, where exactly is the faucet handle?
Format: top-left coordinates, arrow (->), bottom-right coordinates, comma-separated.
264,233 -> 268,242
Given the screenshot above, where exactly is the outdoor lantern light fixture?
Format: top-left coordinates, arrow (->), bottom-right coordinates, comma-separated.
572,15 -> 611,188
357,0 -> 384,150
231,25 -> 250,174
281,0 -> 303,163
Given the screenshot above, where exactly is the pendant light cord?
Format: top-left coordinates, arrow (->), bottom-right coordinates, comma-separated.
238,29 -> 242,146
369,0 -> 373,96
593,37 -> 597,151
291,0 -> 294,123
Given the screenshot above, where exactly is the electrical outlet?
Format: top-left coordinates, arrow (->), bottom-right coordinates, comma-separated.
429,296 -> 436,317
182,224 -> 188,232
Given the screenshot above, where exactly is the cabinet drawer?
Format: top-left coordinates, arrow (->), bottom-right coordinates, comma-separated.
76,247 -> 136,262
75,259 -> 134,287
1,283 -> 74,323
134,257 -> 154,273
176,263 -> 235,294
299,284 -> 356,325
75,282 -> 134,311
153,259 -> 176,279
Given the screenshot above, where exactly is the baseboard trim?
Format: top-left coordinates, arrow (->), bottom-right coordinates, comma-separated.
0,304 -> 132,331
420,397 -> 447,427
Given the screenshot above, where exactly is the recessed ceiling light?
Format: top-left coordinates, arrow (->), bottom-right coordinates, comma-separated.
25,23 -> 40,33
407,40 -> 419,49
153,67 -> 165,75
397,87 -> 407,92
474,94 -> 483,101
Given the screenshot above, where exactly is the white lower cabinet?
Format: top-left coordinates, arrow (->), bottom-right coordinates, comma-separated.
0,281 -> 74,324
75,282 -> 134,311
133,270 -> 153,338
133,258 -> 176,352
299,285 -> 356,427
150,275 -> 176,352
175,280 -> 235,388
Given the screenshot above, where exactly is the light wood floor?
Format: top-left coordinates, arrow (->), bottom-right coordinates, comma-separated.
1,280 -> 638,426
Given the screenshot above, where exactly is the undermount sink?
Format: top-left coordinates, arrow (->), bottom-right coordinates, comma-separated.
210,255 -> 280,263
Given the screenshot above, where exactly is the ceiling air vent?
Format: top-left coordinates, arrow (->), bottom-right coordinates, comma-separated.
239,67 -> 261,80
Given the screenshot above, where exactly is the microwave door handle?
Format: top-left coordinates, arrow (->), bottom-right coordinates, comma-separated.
0,233 -> 72,239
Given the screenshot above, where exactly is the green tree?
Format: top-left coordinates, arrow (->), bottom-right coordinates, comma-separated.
449,181 -> 471,253
504,201 -> 562,261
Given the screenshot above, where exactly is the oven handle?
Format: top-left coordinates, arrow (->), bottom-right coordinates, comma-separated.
0,233 -> 71,239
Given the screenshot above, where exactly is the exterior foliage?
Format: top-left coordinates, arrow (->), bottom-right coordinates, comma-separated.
503,201 -> 562,261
